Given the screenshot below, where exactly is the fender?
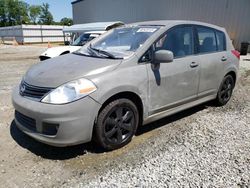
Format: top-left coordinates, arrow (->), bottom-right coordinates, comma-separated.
90,85 -> 149,119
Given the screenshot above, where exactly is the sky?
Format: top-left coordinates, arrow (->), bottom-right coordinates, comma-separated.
23,0 -> 73,21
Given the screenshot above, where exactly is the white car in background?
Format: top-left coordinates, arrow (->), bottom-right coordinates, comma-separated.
39,21 -> 124,61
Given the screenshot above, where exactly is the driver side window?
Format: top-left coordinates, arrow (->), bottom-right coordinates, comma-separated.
155,26 -> 194,58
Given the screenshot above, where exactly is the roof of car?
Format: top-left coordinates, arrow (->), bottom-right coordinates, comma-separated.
131,20 -> 225,31
63,21 -> 124,33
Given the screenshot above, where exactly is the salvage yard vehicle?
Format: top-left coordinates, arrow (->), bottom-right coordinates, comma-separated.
12,20 -> 239,150
39,21 -> 124,61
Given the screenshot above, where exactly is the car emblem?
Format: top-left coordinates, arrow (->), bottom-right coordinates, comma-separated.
20,84 -> 26,95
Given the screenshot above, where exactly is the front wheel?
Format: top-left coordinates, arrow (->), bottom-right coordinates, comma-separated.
94,99 -> 139,150
215,75 -> 235,106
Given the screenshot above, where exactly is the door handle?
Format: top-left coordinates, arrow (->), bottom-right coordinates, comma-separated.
221,56 -> 227,61
190,62 -> 199,68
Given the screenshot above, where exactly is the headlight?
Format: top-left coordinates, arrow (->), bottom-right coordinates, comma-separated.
41,78 -> 97,104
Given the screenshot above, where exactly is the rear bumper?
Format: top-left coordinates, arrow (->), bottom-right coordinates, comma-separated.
12,87 -> 101,147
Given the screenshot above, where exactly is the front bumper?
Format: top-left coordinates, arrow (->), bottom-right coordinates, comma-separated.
12,87 -> 101,147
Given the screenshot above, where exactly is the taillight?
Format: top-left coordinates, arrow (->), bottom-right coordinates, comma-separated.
231,50 -> 240,60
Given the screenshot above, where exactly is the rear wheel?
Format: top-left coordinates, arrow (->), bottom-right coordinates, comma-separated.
215,75 -> 235,106
94,99 -> 139,150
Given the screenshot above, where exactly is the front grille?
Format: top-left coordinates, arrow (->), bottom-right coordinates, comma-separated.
19,81 -> 52,100
15,111 -> 36,132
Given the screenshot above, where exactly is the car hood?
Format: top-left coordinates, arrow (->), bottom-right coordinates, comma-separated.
40,46 -> 81,58
24,53 -> 122,88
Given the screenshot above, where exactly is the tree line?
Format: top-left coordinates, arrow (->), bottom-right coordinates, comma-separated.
0,0 -> 73,27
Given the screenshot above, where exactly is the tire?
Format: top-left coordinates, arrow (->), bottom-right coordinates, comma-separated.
215,75 -> 235,106
94,98 -> 139,150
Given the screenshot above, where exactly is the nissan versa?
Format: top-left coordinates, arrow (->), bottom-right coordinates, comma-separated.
12,21 -> 240,150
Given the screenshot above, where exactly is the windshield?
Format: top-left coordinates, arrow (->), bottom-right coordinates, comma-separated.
78,26 -> 160,59
72,33 -> 100,46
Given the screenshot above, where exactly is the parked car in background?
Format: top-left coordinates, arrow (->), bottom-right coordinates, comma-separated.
13,20 -> 239,150
39,21 -> 124,61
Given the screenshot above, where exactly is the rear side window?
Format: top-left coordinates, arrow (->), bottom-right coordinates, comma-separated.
156,26 -> 194,58
197,27 -> 217,53
216,31 -> 226,51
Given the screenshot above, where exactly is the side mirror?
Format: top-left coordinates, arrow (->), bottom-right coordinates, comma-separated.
154,50 -> 173,63
64,41 -> 70,45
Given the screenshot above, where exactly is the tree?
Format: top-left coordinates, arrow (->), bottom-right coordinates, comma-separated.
0,1 -> 58,27
60,17 -> 73,26
0,0 -> 7,27
6,0 -> 30,25
17,1 -> 30,24
39,3 -> 53,25
29,5 -> 41,24
0,0 -> 30,26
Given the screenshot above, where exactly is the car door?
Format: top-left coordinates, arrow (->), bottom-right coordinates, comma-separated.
145,25 -> 200,115
195,26 -> 226,97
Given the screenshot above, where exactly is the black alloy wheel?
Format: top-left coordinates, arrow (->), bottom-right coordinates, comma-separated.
94,98 -> 139,150
216,75 -> 235,106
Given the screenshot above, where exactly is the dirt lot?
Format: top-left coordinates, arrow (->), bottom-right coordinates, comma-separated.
0,45 -> 249,187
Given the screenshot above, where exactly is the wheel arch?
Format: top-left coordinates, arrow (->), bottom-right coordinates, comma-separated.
97,91 -> 144,127
60,51 -> 70,55
225,71 -> 236,84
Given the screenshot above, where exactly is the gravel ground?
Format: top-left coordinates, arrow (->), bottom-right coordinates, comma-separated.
0,45 -> 249,187
85,102 -> 250,187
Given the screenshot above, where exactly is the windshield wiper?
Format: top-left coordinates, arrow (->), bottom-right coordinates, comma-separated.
73,51 -> 91,57
88,44 -> 122,59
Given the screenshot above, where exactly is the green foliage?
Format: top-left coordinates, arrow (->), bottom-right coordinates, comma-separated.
60,17 -> 73,26
0,0 -> 30,26
39,3 -> 53,25
17,1 -> 30,24
29,5 -> 41,24
0,0 -> 59,27
0,0 -> 7,26
0,0 -> 72,27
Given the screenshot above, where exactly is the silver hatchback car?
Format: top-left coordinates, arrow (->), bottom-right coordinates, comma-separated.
12,21 -> 240,150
